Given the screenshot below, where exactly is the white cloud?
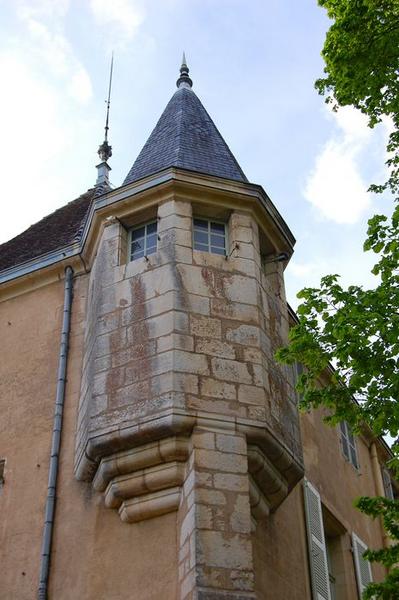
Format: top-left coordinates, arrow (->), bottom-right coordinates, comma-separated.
15,3 -> 93,105
288,260 -> 316,278
0,1 -> 97,243
304,106 -> 373,224
16,0 -> 70,21
90,0 -> 144,43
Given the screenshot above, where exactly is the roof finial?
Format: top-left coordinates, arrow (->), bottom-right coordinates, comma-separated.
176,51 -> 193,89
96,53 -> 114,187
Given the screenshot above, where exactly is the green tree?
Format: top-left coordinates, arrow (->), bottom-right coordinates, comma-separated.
277,1 -> 399,597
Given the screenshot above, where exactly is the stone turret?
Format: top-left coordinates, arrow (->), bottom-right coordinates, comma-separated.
75,59 -> 303,599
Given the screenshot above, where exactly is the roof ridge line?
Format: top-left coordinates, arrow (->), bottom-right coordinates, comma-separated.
197,95 -> 248,183
175,87 -> 185,167
123,81 -> 247,186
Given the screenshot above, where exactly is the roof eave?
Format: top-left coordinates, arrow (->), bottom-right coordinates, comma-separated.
0,167 -> 295,286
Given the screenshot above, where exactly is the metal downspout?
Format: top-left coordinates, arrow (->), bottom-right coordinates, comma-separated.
370,441 -> 390,549
38,266 -> 74,600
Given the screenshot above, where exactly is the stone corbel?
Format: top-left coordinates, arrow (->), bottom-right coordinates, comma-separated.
92,435 -> 190,523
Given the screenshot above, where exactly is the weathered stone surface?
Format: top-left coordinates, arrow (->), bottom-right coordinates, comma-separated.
226,324 -> 260,347
200,378 -> 236,400
211,358 -> 252,384
195,338 -> 235,359
72,200 -> 303,600
215,434 -> 247,455
237,385 -> 265,406
190,315 -> 221,339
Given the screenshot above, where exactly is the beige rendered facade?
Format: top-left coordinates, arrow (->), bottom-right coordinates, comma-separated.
0,63 -> 396,600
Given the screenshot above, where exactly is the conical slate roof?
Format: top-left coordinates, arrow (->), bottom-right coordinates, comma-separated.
124,65 -> 247,185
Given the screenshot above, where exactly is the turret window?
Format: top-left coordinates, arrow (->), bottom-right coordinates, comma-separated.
193,218 -> 226,255
130,221 -> 158,261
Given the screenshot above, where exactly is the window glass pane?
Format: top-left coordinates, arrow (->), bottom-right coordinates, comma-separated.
347,429 -> 355,446
194,243 -> 208,252
193,218 -> 226,256
193,218 -> 208,230
383,469 -> 394,499
211,246 -> 226,255
146,234 -> 158,249
349,445 -> 358,468
132,226 -> 145,241
210,234 -> 225,248
341,433 -> 349,461
131,238 -> 144,255
130,222 -> 158,261
146,222 -> 157,234
194,230 -> 209,245
210,222 -> 225,234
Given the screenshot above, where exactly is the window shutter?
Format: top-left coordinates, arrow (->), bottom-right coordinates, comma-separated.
347,428 -> 359,469
340,422 -> 359,468
340,422 -> 350,461
352,532 -> 373,597
303,479 -> 331,600
382,468 -> 394,500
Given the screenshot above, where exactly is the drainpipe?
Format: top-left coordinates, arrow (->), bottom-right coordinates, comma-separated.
370,441 -> 390,549
38,266 -> 74,600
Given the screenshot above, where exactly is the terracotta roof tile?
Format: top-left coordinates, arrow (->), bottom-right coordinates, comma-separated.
0,188 -> 95,273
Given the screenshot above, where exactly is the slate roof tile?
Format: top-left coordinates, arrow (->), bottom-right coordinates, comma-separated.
0,82 -> 248,275
124,87 -> 247,185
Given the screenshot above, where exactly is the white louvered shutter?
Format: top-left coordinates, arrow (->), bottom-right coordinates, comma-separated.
352,532 -> 373,597
347,427 -> 359,469
382,468 -> 394,500
303,479 -> 331,600
340,422 -> 350,461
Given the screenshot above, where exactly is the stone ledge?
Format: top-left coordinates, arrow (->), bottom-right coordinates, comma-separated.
196,589 -> 256,600
105,460 -> 186,508
119,486 -> 181,523
93,436 -> 190,492
75,411 -> 195,481
248,476 -> 269,525
247,445 -> 288,509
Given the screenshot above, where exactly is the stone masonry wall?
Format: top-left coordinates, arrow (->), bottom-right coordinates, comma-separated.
75,198 -> 301,479
74,194 -> 303,598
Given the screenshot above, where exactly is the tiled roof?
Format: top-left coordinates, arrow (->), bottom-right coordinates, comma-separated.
124,86 -> 247,185
0,188 -> 95,273
0,82 -> 248,275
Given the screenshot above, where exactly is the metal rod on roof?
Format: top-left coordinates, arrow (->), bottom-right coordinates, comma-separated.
104,52 -> 114,144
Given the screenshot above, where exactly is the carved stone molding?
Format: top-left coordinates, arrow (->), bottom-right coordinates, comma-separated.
92,435 -> 190,523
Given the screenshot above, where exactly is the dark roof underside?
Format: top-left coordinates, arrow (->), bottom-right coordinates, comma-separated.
124,87 -> 247,185
0,188 -> 95,272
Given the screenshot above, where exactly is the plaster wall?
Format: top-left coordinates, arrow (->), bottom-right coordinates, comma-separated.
253,482 -> 311,599
301,407 -> 387,596
0,275 -> 178,600
0,280 -> 63,598
0,189 -> 389,599
253,409 -> 388,600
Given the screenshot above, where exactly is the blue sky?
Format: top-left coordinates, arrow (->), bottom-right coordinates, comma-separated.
0,0 -> 392,307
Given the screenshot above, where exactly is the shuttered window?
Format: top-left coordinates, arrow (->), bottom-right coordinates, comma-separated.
352,533 -> 373,597
382,468 -> 394,500
340,422 -> 359,469
303,479 -> 331,600
294,362 -> 304,403
0,458 -> 5,495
